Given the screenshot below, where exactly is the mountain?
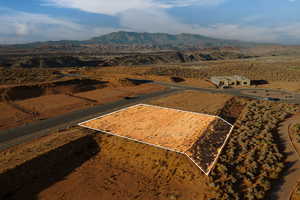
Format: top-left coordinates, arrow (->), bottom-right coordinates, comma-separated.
87,31 -> 259,48
2,31 -> 266,51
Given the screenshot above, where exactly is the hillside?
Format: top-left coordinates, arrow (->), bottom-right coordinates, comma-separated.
1,31 -> 261,51
88,31 -> 258,48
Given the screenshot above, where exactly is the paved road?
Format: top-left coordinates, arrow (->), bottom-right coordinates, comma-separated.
0,88 -> 181,151
152,81 -> 300,104
1,80 -> 300,151
1,79 -> 300,199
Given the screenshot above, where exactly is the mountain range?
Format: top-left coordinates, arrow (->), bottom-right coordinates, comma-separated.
4,31 -> 264,50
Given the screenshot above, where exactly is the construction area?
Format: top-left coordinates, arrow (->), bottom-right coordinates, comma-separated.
210,75 -> 251,88
79,104 -> 233,174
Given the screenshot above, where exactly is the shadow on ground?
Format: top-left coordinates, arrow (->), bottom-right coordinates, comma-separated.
125,78 -> 153,85
0,134 -> 100,200
251,80 -> 268,85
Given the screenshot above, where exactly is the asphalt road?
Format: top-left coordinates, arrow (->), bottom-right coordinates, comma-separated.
1,80 -> 300,199
0,88 -> 181,151
1,80 -> 300,151
153,81 -> 300,104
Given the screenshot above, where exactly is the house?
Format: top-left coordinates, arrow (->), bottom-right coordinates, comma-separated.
210,75 -> 251,88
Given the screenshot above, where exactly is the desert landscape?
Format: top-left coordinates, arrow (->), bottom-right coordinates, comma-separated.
1,30 -> 300,200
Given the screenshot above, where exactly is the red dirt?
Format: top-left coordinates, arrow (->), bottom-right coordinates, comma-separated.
0,102 -> 33,130
0,128 -> 213,200
77,84 -> 164,102
37,134 -> 212,200
146,90 -> 233,115
81,104 -> 216,153
0,84 -> 165,131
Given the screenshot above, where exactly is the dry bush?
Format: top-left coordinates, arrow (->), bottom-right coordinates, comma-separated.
0,68 -> 60,84
145,57 -> 300,82
208,101 -> 299,200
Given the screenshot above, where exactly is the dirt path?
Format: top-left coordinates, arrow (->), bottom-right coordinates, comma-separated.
270,115 -> 300,200
288,114 -> 300,159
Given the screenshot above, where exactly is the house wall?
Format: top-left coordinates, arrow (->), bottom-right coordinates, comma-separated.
210,76 -> 251,87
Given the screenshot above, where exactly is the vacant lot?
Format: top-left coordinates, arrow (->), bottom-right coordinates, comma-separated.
146,90 -> 233,115
82,66 -> 215,88
81,104 -> 217,153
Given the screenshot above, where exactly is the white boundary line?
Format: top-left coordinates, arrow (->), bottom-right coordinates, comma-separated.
78,104 -> 233,176
206,124 -> 235,174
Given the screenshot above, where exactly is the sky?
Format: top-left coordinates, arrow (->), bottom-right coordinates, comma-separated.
1,0 -> 300,44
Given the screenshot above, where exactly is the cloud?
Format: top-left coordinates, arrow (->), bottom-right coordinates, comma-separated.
0,8 -> 122,44
2,2 -> 300,44
44,0 -> 225,15
119,9 -> 192,33
160,0 -> 226,7
118,9 -> 280,43
43,0 -> 298,44
15,23 -> 29,36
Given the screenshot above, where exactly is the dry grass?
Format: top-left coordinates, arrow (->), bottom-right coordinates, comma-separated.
145,56 -> 300,82
0,68 -> 60,85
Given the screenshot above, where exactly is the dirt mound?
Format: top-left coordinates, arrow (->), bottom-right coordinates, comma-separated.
0,129 -> 212,200
0,79 -> 108,101
0,133 -> 99,200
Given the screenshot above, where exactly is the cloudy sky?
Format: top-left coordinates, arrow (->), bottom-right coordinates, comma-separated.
1,0 -> 300,44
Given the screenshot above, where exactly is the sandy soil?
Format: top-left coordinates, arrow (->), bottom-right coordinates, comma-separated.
241,89 -> 295,99
0,102 -> 33,130
0,84 -> 165,131
257,81 -> 300,93
82,66 -> 215,88
38,134 -> 212,200
77,84 -> 165,102
0,128 -> 88,173
0,128 -> 213,200
146,90 -> 233,115
145,75 -> 216,88
17,94 -> 90,117
289,115 -> 300,200
81,104 -> 216,153
270,113 -> 300,200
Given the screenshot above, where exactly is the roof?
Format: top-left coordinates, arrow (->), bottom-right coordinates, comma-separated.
211,75 -> 250,81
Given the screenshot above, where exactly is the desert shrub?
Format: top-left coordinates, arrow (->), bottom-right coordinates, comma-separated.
144,62 -> 300,82
208,101 -> 299,199
294,124 -> 300,132
0,68 -> 60,84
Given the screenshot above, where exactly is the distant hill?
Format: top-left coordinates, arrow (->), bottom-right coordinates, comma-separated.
2,31 -> 262,50
87,31 -> 258,48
